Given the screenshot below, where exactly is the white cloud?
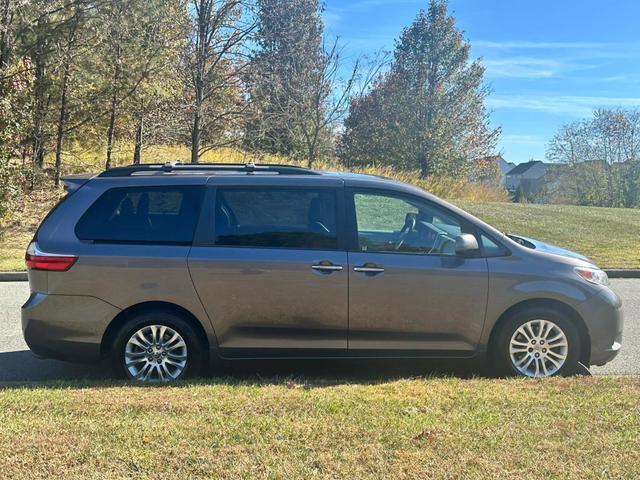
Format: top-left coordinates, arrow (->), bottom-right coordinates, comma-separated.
473,40 -> 609,49
600,73 -> 640,83
475,41 -> 636,80
483,58 -> 566,79
487,95 -> 640,116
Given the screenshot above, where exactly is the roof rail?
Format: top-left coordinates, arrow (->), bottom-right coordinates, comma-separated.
97,161 -> 320,177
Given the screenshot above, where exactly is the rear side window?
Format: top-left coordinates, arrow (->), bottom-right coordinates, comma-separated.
76,186 -> 204,244
214,188 -> 338,250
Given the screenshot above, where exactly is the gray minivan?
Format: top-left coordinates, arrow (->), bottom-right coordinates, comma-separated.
22,163 -> 622,382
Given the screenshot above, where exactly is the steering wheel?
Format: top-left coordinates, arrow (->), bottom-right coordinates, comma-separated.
415,221 -> 449,254
394,213 -> 417,250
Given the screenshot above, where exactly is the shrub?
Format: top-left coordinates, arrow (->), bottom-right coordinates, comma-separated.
24,144 -> 511,205
0,158 -> 33,221
316,162 -> 510,202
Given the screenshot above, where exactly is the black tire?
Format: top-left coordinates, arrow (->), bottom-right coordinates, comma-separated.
112,309 -> 205,382
491,306 -> 582,378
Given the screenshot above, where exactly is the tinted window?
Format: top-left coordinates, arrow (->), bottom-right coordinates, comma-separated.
215,188 -> 338,249
353,192 -> 469,255
76,186 -> 204,244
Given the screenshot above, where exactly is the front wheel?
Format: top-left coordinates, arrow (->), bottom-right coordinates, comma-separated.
493,307 -> 582,378
112,310 -> 204,383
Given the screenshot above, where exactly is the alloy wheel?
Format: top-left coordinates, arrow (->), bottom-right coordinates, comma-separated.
125,325 -> 188,382
509,319 -> 568,377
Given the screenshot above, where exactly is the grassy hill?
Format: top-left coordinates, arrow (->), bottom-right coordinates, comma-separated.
455,200 -> 640,269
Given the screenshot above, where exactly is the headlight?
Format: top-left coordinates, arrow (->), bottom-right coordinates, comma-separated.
575,267 -> 609,286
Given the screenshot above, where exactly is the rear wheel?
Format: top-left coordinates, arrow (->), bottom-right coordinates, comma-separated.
493,307 -> 582,378
112,310 -> 204,383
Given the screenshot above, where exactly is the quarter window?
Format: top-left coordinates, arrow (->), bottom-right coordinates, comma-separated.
481,234 -> 507,257
353,192 -> 468,255
75,186 -> 204,244
214,188 -> 338,250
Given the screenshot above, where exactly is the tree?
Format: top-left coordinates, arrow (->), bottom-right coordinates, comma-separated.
0,56 -> 33,218
0,0 -> 18,69
245,0 -> 381,167
125,0 -> 188,164
244,0 -> 324,159
468,156 -> 502,186
6,0 -> 100,171
184,0 -> 255,164
547,108 -> 640,207
290,40 -> 381,167
93,0 -> 188,169
29,4 -> 53,167
339,0 -> 499,178
51,1 -> 86,185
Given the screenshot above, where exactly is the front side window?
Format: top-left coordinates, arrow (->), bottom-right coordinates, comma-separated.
76,186 -> 204,244
353,191 -> 469,255
214,188 -> 338,250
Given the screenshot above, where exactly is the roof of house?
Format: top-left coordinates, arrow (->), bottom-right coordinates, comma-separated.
506,160 -> 545,176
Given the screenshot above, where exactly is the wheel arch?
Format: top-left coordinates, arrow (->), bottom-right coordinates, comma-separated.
487,298 -> 591,365
100,301 -> 211,357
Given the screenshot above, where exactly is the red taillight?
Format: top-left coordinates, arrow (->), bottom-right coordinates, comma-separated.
25,241 -> 77,272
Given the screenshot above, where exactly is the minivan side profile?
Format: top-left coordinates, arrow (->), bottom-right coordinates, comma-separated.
22,163 -> 623,382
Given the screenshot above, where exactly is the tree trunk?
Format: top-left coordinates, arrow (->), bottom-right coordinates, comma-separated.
54,11 -> 79,186
190,0 -> 209,165
191,72 -> 203,164
31,20 -> 46,168
133,103 -> 144,164
105,91 -> 117,169
0,0 -> 10,69
418,151 -> 429,178
105,44 -> 121,170
191,110 -> 200,164
54,59 -> 70,186
307,132 -> 318,168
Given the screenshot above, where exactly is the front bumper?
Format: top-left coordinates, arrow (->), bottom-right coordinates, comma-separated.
576,287 -> 623,366
591,339 -> 622,366
22,292 -> 121,362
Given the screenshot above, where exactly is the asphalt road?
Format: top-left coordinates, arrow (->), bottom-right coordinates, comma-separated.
0,280 -> 637,382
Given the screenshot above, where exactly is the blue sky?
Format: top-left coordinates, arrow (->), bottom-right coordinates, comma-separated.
323,0 -> 640,164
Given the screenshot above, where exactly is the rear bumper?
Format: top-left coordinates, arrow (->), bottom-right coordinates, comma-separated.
21,292 -> 120,362
576,287 -> 623,367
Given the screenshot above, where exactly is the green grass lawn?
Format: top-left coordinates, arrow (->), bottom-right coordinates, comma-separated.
0,376 -> 637,479
455,200 -> 640,269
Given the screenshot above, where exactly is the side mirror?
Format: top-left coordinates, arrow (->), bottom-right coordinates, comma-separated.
455,234 -> 479,255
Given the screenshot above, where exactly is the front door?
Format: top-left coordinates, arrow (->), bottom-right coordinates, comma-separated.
189,185 -> 348,356
347,189 -> 488,354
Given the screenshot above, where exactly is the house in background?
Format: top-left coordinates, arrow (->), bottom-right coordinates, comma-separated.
504,160 -> 549,194
472,156 -> 552,199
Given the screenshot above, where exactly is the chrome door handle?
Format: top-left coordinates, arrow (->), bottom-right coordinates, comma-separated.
311,264 -> 343,272
353,266 -> 385,273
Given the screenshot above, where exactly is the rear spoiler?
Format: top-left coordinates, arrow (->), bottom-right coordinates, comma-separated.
62,174 -> 94,194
